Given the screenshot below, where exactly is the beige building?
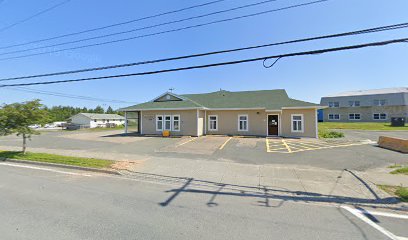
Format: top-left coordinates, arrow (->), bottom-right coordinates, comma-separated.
120,90 -> 323,138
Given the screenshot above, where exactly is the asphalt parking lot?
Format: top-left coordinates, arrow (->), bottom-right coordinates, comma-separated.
0,129 -> 407,171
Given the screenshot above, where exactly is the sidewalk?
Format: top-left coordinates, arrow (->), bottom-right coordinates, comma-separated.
121,156 -> 406,209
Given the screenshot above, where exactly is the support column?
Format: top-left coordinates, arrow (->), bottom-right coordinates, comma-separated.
124,112 -> 128,134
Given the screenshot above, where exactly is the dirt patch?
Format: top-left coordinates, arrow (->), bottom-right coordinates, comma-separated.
111,160 -> 143,171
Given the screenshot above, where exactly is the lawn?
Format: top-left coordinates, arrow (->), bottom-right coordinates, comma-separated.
390,166 -> 408,175
319,122 -> 408,131
378,185 -> 408,202
0,151 -> 114,169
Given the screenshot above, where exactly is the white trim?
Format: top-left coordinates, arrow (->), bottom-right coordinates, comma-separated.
328,113 -> 341,120
140,111 -> 143,134
196,109 -> 199,136
164,115 -> 172,130
204,110 -> 207,134
155,114 -> 163,132
172,115 -> 181,132
315,109 -> 318,138
208,115 -> 218,131
237,114 -> 249,132
291,114 -> 304,133
265,109 -> 282,113
208,107 -> 265,110
282,106 -> 325,110
348,113 -> 361,121
150,92 -> 185,102
266,114 -> 280,136
373,113 -> 388,120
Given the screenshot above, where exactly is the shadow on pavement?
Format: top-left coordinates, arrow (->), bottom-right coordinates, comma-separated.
119,170 -> 400,209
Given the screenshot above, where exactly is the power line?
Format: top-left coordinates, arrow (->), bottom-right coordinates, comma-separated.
0,0 -> 72,33
1,22 -> 407,82
0,0 -> 329,61
0,0 -> 281,56
0,0 -> 228,50
6,86 -> 137,104
1,37 -> 406,88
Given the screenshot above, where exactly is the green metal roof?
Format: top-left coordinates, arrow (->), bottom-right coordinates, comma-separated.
119,90 -> 318,111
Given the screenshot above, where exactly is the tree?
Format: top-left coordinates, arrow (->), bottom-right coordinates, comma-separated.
93,105 -> 104,114
0,100 -> 49,154
106,106 -> 115,114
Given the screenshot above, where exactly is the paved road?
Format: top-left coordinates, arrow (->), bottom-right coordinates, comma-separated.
1,163 -> 407,240
1,130 -> 407,171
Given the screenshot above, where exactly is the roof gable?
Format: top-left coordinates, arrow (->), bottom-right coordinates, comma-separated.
152,92 -> 184,102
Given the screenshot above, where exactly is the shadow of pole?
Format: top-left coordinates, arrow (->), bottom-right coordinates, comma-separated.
159,178 -> 193,207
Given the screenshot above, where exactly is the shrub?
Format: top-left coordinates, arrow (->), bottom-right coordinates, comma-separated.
319,130 -> 344,138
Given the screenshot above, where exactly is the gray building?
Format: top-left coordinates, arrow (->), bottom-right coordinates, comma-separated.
320,87 -> 408,122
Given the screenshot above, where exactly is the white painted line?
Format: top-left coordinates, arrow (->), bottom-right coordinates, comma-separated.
341,206 -> 399,240
397,236 -> 408,240
176,137 -> 198,147
219,137 -> 232,150
0,162 -> 92,177
353,208 -> 408,220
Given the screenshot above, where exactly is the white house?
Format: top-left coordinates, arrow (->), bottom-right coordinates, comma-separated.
69,113 -> 125,128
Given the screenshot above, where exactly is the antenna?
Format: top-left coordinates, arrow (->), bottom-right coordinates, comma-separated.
169,88 -> 175,92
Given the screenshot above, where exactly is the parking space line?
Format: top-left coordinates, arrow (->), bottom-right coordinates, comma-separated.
341,206 -> 399,240
353,208 -> 408,220
176,137 -> 198,147
281,139 -> 292,153
265,138 -> 271,152
219,137 -> 233,150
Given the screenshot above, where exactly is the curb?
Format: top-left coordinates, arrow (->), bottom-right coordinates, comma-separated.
0,158 -> 122,175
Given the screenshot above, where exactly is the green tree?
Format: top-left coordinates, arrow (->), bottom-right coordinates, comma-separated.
106,106 -> 115,114
0,100 -> 49,154
93,105 -> 104,114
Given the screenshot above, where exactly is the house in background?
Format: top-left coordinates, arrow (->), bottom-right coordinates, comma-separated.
120,89 -> 323,138
69,113 -> 125,128
320,87 -> 408,122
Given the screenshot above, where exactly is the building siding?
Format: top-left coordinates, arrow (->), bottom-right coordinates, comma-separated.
281,109 -> 317,138
141,110 -> 198,136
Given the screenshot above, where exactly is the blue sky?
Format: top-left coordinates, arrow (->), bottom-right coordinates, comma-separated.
0,0 -> 407,109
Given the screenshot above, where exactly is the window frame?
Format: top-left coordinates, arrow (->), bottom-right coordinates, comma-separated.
291,114 -> 304,133
156,115 -> 164,131
237,114 -> 249,132
328,102 -> 340,108
208,115 -> 218,131
172,115 -> 181,131
348,113 -> 361,121
164,115 -> 172,130
328,114 -> 340,120
373,113 -> 387,120
348,100 -> 360,107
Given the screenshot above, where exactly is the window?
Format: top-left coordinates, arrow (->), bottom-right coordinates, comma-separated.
208,115 -> 218,131
373,113 -> 387,120
172,115 -> 180,131
164,115 -> 171,130
328,102 -> 339,108
348,113 -> 361,120
328,114 -> 340,120
238,115 -> 248,131
156,115 -> 163,131
291,114 -> 303,133
373,99 -> 387,106
348,101 -> 360,107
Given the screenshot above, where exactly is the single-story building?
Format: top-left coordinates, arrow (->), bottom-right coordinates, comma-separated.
69,113 -> 125,128
119,89 -> 323,138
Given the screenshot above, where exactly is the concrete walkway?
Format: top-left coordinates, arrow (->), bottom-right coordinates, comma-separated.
121,156 -> 406,209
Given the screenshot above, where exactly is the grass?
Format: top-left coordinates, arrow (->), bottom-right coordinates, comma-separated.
318,130 -> 344,138
378,185 -> 408,202
390,166 -> 408,175
0,151 -> 114,169
319,122 -> 408,131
